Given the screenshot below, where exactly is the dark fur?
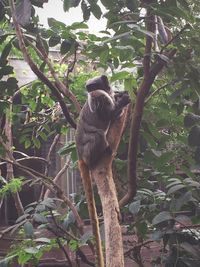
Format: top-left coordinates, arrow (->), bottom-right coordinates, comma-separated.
76,76 -> 130,168
76,90 -> 114,168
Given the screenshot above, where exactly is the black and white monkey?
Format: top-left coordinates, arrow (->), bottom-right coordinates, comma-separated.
76,75 -> 130,168
75,75 -> 130,266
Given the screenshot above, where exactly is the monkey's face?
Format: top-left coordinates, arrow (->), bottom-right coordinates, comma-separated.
88,90 -> 114,113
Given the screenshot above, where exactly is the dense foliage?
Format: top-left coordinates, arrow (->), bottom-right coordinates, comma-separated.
0,0 -> 200,266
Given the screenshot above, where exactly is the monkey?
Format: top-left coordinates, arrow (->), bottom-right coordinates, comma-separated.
75,76 -> 130,266
76,77 -> 130,167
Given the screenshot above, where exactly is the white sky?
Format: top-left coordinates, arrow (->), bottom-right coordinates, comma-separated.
36,0 -> 107,33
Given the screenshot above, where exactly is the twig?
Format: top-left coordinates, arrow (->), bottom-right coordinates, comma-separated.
26,36 -> 81,112
66,49 -> 77,82
0,220 -> 25,239
145,80 -> 178,103
124,240 -> 154,257
0,156 -> 48,166
0,156 -> 84,231
46,225 -> 73,267
45,134 -> 61,175
160,24 -> 189,53
44,160 -> 70,198
49,210 -> 95,267
39,133 -> 61,200
4,102 -> 24,216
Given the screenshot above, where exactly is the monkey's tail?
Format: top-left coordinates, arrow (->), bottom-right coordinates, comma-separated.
78,160 -> 104,267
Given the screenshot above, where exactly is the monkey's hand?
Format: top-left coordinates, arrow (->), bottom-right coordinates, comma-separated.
118,93 -> 131,107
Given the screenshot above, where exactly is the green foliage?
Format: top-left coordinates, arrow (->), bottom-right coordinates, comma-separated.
0,177 -> 23,198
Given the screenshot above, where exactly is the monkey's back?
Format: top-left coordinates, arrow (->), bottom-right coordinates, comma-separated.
75,102 -> 111,167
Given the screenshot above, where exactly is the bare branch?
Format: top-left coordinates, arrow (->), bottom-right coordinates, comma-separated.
44,159 -> 70,198
160,24 -> 189,53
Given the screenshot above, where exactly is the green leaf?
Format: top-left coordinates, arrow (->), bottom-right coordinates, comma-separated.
35,237 -> 51,243
136,221 -> 148,238
70,22 -> 88,30
81,0 -> 90,21
58,142 -> 76,156
24,247 -> 39,254
90,4 -> 102,19
68,239 -> 79,251
49,35 -> 61,47
33,213 -> 48,223
60,40 -> 72,55
80,231 -> 93,244
174,191 -> 193,210
152,211 -> 173,225
111,71 -> 130,82
63,0 -> 70,11
24,221 -> 34,238
18,252 -> 32,264
32,137 -> 41,149
129,200 -> 141,215
167,184 -> 186,195
0,43 -> 12,66
38,131 -> 48,141
0,66 -> 13,76
25,139 -> 31,149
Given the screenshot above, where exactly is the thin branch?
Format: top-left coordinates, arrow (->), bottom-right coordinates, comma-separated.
0,156 -> 48,166
66,49 -> 77,82
124,240 -> 154,257
145,80 -> 178,103
0,221 -> 25,239
26,36 -> 81,112
46,134 -> 61,174
39,133 -> 61,200
0,156 -> 84,231
119,11 -> 180,208
44,160 -> 70,198
4,103 -> 24,216
9,0 -> 77,129
46,225 -> 73,267
160,24 -> 190,53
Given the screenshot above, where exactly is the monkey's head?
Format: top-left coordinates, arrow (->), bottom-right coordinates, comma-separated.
88,90 -> 114,114
86,75 -> 111,94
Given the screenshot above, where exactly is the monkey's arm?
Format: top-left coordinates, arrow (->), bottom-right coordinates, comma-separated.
112,93 -> 130,120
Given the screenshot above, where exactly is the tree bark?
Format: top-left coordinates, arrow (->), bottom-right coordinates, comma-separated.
91,107 -> 129,267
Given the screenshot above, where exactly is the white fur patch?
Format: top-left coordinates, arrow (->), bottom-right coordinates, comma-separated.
88,93 -> 94,112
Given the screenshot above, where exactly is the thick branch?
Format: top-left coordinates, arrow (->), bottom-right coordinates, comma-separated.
119,14 -> 177,208
26,36 -> 81,112
143,13 -> 155,78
